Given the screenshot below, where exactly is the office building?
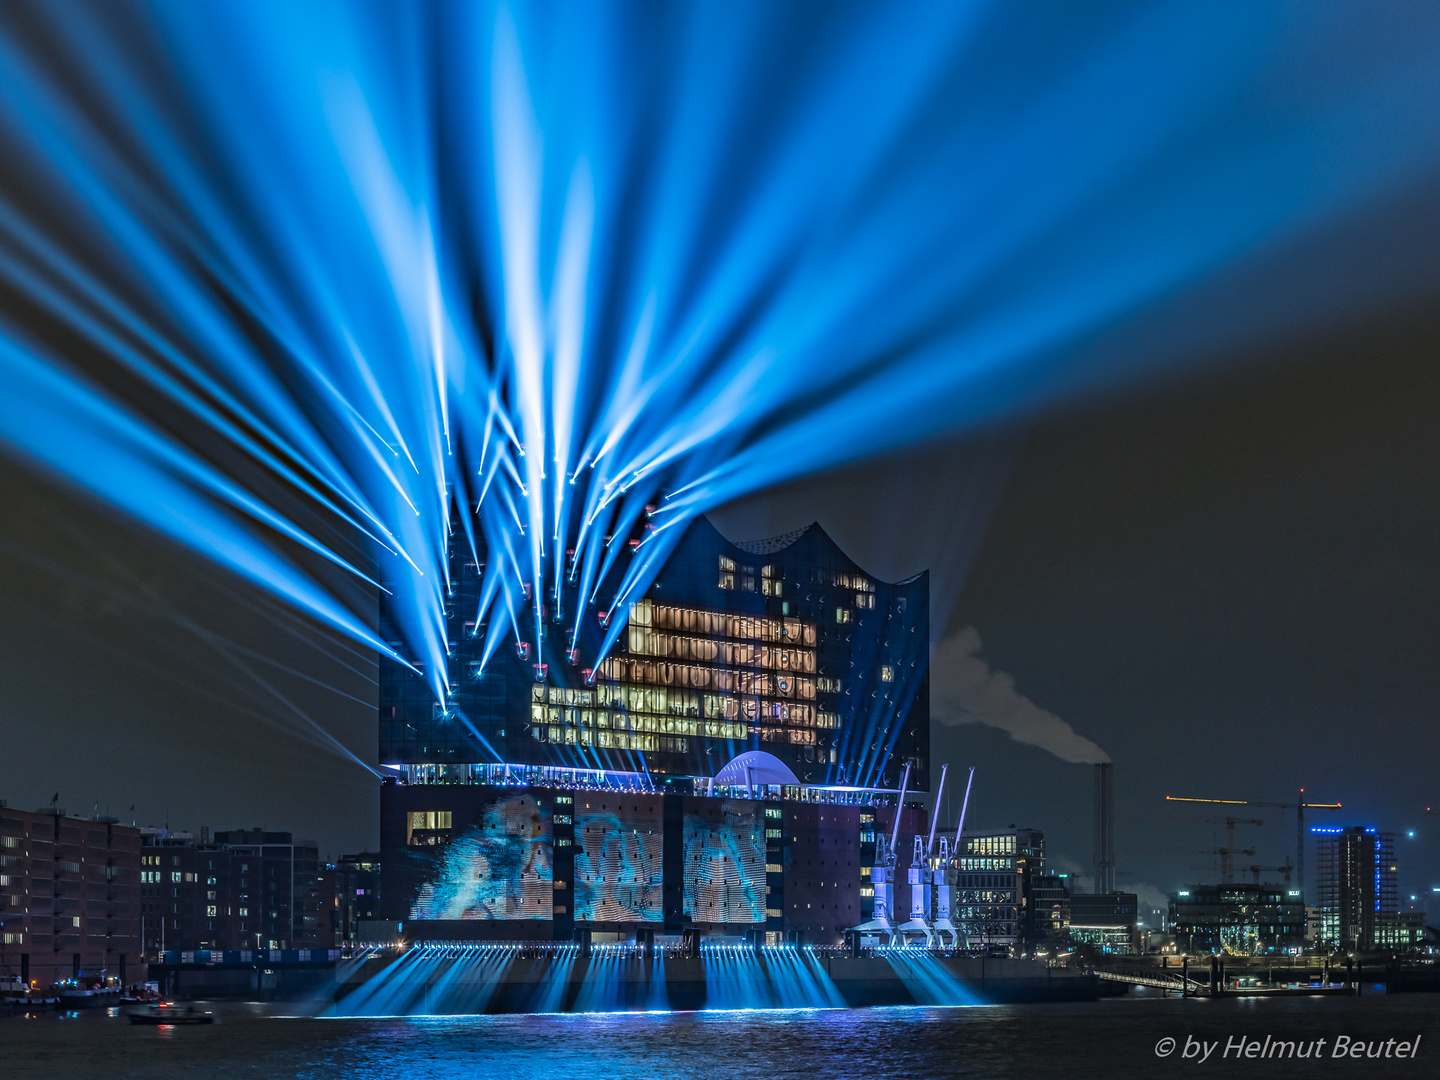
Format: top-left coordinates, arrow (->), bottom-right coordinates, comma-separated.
1312,826 -> 1397,951
1029,873 -> 1072,948
1167,884 -> 1305,955
1068,892 -> 1139,955
950,827 -> 1045,950
140,828 -> 321,955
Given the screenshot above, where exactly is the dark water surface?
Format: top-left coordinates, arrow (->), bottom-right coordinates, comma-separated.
4,992 -> 1439,1079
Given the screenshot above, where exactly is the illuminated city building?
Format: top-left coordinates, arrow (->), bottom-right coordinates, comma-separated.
1067,892 -> 1140,956
1167,884 -> 1304,955
949,828 -> 1046,950
380,516 -> 928,790
377,516 -> 931,943
1312,825 -> 1398,951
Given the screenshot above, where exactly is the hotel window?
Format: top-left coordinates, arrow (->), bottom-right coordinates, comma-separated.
740,565 -> 756,592
836,608 -> 851,624
206,905 -> 217,917
718,555 -> 736,590
855,593 -> 875,609
880,665 -> 895,682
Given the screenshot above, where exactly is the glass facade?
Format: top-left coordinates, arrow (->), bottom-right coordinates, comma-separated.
379,515 -> 929,791
952,829 -> 1045,947
1313,826 -> 1398,950
1168,884 -> 1304,955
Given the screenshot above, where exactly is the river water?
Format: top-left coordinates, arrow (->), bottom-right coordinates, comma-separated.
3,990 -> 1438,1079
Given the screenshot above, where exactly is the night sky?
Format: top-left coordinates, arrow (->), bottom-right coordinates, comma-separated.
717,309 -> 1440,922
3,305 -> 1439,927
2,4 -> 1440,936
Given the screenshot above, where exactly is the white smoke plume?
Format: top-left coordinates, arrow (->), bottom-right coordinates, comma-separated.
1120,882 -> 1171,918
931,626 -> 1111,764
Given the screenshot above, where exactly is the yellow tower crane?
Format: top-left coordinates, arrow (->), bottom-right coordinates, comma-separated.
1165,791 -> 1341,896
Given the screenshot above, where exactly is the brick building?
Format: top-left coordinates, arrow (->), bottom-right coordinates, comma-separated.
0,801 -> 141,991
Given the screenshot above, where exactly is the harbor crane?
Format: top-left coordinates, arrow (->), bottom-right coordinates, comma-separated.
851,763 -> 911,944
1166,790 -> 1341,893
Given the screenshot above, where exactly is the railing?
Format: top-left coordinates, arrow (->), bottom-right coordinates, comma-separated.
1094,968 -> 1201,993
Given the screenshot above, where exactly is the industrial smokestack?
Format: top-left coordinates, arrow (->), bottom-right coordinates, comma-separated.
1093,762 -> 1115,894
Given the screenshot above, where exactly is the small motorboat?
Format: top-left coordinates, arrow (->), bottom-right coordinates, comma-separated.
127,1002 -> 216,1026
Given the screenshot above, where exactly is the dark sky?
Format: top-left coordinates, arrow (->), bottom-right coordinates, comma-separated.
3,309 -> 1439,925
712,310 -> 1440,920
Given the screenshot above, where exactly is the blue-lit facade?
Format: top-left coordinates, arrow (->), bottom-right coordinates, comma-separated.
378,515 -> 929,940
379,515 -> 928,791
1312,826 -> 1397,951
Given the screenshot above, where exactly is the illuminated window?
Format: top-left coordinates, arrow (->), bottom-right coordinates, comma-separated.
855,593 -> 875,609
836,608 -> 851,624
880,665 -> 895,682
409,811 -> 453,831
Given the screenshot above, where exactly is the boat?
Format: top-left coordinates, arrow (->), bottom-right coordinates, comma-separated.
55,980 -> 121,1008
127,1002 -> 216,1026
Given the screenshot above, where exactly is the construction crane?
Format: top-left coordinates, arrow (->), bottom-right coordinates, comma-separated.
1207,817 -> 1263,883
1244,861 -> 1294,886
1165,790 -> 1341,895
